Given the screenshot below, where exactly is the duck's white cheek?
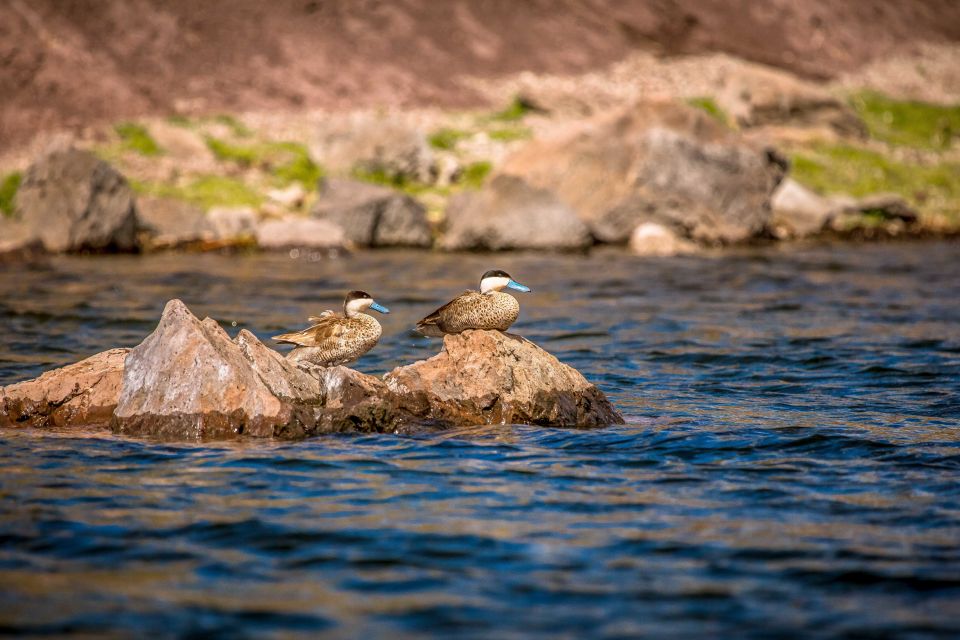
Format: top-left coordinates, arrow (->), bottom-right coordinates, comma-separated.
481,277 -> 510,293
346,299 -> 371,314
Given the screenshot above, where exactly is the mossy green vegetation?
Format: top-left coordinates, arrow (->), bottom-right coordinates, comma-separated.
0,172 -> 22,217
487,126 -> 532,142
461,161 -> 492,189
204,138 -> 323,187
131,175 -> 263,210
115,122 -> 162,156
686,97 -> 732,128
490,96 -> 536,122
214,114 -> 253,138
428,128 -> 470,150
851,91 -> 960,150
790,142 -> 960,219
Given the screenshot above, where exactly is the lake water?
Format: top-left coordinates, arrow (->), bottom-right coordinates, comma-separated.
1,242 -> 959,637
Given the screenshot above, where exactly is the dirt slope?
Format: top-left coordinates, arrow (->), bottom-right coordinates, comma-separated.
3,0 -> 959,150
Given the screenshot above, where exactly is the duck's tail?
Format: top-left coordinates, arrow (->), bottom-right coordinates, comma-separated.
415,318 -> 445,337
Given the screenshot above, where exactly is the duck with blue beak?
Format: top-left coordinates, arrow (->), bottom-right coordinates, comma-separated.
273,290 -> 390,373
415,270 -> 531,337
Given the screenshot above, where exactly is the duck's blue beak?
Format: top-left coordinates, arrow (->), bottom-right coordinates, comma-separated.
370,301 -> 390,314
507,280 -> 531,293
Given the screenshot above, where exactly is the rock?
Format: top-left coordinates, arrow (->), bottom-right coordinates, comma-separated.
844,194 -> 919,223
13,147 -> 140,252
0,219 -> 43,258
311,178 -> 431,248
716,65 -> 866,135
0,349 -> 128,429
440,175 -> 593,251
206,207 -> 257,241
266,183 -> 307,208
769,178 -> 837,239
827,193 -> 920,236
315,116 -> 436,184
111,299 -> 418,439
498,100 -> 786,245
254,216 -> 346,250
629,222 -> 697,257
385,330 -> 623,427
136,196 -> 212,248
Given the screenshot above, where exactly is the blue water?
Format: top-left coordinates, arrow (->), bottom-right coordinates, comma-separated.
1,242 -> 959,637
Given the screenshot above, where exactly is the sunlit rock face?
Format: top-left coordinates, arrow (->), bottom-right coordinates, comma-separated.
386,330 -> 623,428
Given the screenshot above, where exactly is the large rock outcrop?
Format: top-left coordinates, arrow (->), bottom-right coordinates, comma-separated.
498,100 -> 786,245
441,175 -> 593,251
0,349 -> 128,429
311,178 -> 432,248
385,330 -> 623,427
12,148 -> 140,252
1,302 -> 622,438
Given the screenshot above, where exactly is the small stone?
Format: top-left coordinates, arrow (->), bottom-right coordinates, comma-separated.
628,222 -> 697,256
206,207 -> 257,241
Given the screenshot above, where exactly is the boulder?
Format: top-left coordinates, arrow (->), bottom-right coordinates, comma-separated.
440,175 -> 592,251
768,178 -> 838,239
716,65 -> 865,135
385,330 -> 623,427
311,178 -> 431,248
206,206 -> 257,241
629,222 -> 697,257
254,216 -> 346,250
13,148 -> 140,252
315,116 -> 436,184
0,219 -> 43,259
0,349 -> 128,429
498,100 -> 786,245
136,196 -> 212,248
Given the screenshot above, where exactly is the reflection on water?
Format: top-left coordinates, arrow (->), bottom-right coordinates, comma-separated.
1,242 -> 959,636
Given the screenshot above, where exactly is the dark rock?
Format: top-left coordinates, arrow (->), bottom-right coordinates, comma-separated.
13,148 -> 140,252
312,178 -> 431,248
0,349 -> 128,429
385,330 -> 623,427
136,196 -> 212,249
498,100 -> 786,245
440,175 -> 592,251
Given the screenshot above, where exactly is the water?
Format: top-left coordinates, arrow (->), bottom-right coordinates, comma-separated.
1,242 -> 959,637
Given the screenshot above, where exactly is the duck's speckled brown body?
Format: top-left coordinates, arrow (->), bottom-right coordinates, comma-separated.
416,290 -> 521,337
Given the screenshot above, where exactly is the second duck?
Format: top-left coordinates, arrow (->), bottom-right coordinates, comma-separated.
415,270 -> 531,337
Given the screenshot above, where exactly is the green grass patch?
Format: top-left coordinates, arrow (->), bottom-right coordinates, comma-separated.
205,138 -> 323,187
461,161 -> 492,189
686,97 -> 732,128
205,137 -> 259,166
0,172 -> 21,217
490,96 -> 536,122
487,126 -> 532,142
167,114 -> 193,128
115,122 -> 162,156
790,142 -> 960,218
428,128 -> 471,150
851,91 -> 960,150
131,175 -> 263,210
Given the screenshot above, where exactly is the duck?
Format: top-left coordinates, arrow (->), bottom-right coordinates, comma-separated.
415,270 -> 531,337
272,290 -> 390,373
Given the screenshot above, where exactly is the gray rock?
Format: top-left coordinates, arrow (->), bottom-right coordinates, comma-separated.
498,100 -> 786,245
254,216 -> 346,250
206,207 -> 257,241
312,178 -> 431,248
0,348 -> 128,429
13,147 -> 140,252
440,175 -> 592,251
0,219 -> 43,258
385,329 -> 622,427
769,178 -> 837,239
136,196 -> 212,248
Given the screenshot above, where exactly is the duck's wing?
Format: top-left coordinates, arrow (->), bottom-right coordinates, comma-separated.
415,290 -> 478,336
272,315 -> 347,347
307,310 -> 335,323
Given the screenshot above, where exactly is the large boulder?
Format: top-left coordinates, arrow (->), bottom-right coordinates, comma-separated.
441,175 -> 593,251
498,100 -> 786,245
0,349 -> 128,429
254,216 -> 346,251
385,330 -> 623,427
13,148 -> 140,252
313,116 -> 436,184
312,178 -> 431,248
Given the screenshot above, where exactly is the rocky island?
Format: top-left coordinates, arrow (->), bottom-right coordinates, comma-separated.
0,299 -> 623,439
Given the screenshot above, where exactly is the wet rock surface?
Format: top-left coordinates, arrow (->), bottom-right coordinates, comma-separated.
0,348 -> 128,429
385,330 -> 623,428
11,148 -> 140,253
